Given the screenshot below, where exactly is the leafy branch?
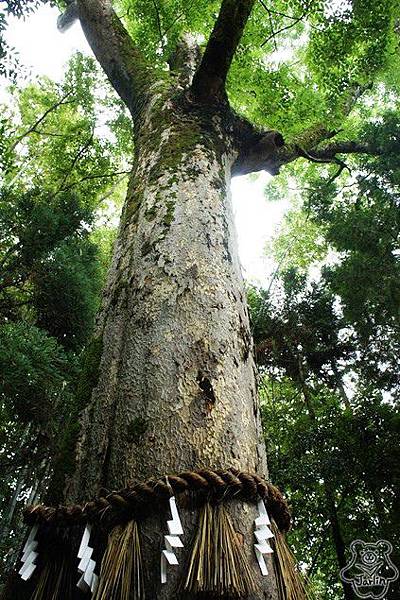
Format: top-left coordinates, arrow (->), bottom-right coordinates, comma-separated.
9,91 -> 75,153
258,0 -> 315,48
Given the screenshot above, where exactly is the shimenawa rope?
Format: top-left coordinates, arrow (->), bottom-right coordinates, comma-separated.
23,468 -> 291,533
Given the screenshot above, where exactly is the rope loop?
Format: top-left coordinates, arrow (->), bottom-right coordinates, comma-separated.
23,468 -> 291,532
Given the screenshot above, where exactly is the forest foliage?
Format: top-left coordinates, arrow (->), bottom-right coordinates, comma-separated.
250,96 -> 400,599
0,1 -> 399,598
0,50 -> 129,570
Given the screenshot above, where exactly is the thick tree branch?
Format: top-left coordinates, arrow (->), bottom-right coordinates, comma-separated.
75,0 -> 154,118
232,119 -> 382,176
246,81 -> 373,175
306,141 -> 382,160
232,119 -> 340,176
292,123 -> 341,152
276,140 -> 382,171
190,0 -> 255,103
168,34 -> 202,87
280,140 -> 381,175
228,75 -> 381,176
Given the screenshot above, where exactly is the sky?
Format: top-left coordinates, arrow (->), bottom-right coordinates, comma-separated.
3,5 -> 290,286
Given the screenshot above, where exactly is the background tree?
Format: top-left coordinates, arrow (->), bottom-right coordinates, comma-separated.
249,110 -> 400,598
0,53 -> 127,580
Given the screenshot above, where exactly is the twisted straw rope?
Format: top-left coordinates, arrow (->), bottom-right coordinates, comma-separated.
23,468 -> 291,532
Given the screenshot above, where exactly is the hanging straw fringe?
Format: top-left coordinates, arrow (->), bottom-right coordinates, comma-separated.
27,525 -> 80,600
271,521 -> 316,600
184,503 -> 257,598
17,470 -> 290,600
30,557 -> 76,600
93,520 -> 144,600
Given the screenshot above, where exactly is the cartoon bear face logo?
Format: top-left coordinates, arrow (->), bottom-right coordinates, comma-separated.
341,540 -> 399,599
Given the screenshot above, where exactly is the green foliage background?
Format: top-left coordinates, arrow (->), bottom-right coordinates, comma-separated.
250,113 -> 400,598
0,51 -> 129,573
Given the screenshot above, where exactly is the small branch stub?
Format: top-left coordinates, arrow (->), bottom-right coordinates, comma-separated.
57,1 -> 78,32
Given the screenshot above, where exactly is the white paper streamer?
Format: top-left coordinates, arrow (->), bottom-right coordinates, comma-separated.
76,524 -> 98,594
254,499 -> 274,576
19,525 -> 39,581
161,496 -> 184,583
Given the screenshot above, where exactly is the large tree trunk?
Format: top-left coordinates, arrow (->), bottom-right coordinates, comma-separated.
66,85 -> 278,599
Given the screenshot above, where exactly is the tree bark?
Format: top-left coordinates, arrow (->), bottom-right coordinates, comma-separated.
77,0 -> 154,119
324,486 -> 356,600
65,84 -> 278,599
191,0 -> 256,103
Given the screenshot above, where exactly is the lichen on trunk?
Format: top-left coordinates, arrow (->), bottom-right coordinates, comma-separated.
66,85 -> 276,598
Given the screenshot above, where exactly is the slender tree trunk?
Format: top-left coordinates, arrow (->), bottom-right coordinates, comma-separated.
324,487 -> 355,600
332,361 -> 352,411
66,85 -> 278,599
0,468 -> 26,542
297,355 -> 316,419
298,374 -> 355,599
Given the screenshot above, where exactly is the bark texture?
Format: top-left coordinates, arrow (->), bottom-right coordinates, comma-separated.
191,0 -> 256,103
65,83 -> 278,598
77,0 -> 154,119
